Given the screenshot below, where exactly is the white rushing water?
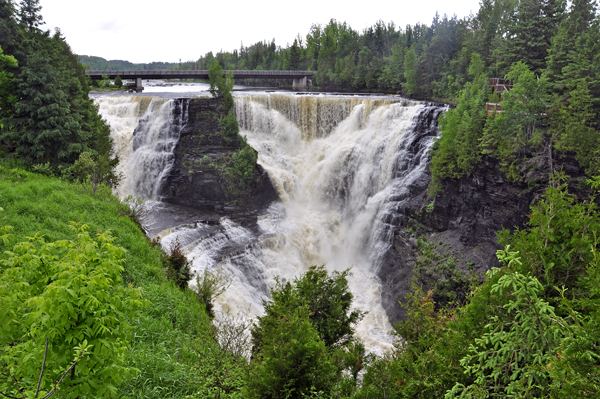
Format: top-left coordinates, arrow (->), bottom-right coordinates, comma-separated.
95,93 -> 436,356
95,95 -> 188,199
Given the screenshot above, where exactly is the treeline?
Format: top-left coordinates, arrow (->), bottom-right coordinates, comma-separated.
194,0 -> 598,100
79,55 -> 180,71
429,0 -> 600,191
0,0 -> 115,172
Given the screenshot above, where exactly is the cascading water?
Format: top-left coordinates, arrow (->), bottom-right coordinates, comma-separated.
95,93 -> 442,355
95,96 -> 189,199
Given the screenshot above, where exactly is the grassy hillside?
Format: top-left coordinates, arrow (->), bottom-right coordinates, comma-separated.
0,163 -> 210,398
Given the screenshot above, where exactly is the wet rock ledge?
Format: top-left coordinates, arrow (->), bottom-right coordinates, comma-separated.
159,97 -> 279,223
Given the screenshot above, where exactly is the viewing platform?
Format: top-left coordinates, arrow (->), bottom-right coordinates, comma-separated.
486,78 -> 513,114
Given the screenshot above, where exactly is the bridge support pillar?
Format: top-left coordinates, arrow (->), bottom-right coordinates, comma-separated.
292,76 -> 312,89
135,77 -> 143,93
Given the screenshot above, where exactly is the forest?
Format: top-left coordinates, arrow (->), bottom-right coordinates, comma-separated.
1,0 -> 600,397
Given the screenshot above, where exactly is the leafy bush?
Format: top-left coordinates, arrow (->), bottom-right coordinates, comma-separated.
0,223 -> 145,398
220,111 -> 240,147
163,242 -> 192,291
63,151 -> 120,195
192,268 -> 230,319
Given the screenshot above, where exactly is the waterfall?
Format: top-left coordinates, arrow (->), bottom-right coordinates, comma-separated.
95,93 -> 441,356
95,96 -> 189,199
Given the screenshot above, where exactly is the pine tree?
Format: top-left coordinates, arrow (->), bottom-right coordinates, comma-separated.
403,47 -> 419,96
0,0 -> 22,57
7,50 -> 86,163
0,46 -> 18,123
288,38 -> 300,70
18,0 -> 42,31
546,0 -> 600,98
498,0 -> 566,76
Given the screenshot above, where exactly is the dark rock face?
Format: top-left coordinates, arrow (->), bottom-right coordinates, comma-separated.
378,143 -> 589,323
159,97 -> 279,219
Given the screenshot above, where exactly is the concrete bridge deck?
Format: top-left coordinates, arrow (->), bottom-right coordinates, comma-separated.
85,70 -> 314,80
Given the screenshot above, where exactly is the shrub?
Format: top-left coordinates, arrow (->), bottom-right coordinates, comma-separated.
0,223 -> 145,398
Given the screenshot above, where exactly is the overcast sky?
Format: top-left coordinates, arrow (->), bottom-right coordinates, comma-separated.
38,0 -> 482,64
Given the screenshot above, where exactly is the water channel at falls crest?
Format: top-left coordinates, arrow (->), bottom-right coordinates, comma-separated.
95,92 -> 444,355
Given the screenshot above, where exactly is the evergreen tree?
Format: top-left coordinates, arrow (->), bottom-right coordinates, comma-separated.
473,0 -> 517,72
498,0 -> 566,76
483,61 -> 550,180
546,0 -> 600,97
245,306 -> 337,398
0,0 -> 22,58
429,53 -> 490,191
403,47 -> 419,96
0,46 -> 18,124
288,38 -> 300,70
7,50 -> 86,163
550,79 -> 600,175
18,0 -> 42,31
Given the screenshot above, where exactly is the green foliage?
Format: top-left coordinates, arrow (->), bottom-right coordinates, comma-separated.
114,74 -> 122,88
248,266 -> 364,398
6,49 -> 85,163
0,45 -> 17,123
547,242 -> 600,398
0,165 -> 212,399
220,111 -> 240,147
546,0 -> 600,98
192,268 -> 230,319
429,53 -> 490,194
497,172 -> 600,299
483,63 -> 549,178
403,47 -> 418,96
63,151 -> 120,195
448,250 -> 563,398
550,79 -> 600,175
0,222 -> 146,398
208,64 -> 234,101
188,313 -> 250,399
31,161 -> 54,177
163,242 -> 191,291
245,306 -> 337,399
252,266 -> 364,351
497,0 -> 565,76
226,142 -> 257,195
288,39 -> 301,70
361,285 -> 474,398
0,3 -> 114,168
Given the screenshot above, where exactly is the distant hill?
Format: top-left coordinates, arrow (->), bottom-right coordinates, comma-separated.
78,55 -> 179,70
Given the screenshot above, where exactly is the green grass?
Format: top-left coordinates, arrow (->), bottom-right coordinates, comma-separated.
0,164 -> 209,398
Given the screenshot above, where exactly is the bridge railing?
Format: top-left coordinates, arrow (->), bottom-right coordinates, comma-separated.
86,70 -> 314,78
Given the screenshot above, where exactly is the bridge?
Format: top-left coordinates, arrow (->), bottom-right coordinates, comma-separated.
85,70 -> 314,92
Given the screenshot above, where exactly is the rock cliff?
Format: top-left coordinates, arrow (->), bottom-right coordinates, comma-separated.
378,150 -> 588,323
159,98 -> 279,221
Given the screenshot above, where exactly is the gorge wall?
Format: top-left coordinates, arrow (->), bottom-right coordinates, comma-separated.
97,92 -> 587,353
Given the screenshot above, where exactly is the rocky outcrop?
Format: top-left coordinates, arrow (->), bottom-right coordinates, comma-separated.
378,149 -> 588,323
159,98 -> 279,219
